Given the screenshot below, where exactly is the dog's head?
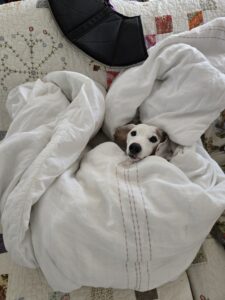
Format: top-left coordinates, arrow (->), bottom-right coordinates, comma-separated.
114,124 -> 167,161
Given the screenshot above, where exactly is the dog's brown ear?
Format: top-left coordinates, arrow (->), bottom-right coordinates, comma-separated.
114,124 -> 135,151
155,132 -> 177,161
156,128 -> 167,143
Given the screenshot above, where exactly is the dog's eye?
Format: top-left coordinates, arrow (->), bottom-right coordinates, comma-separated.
149,136 -> 158,143
131,131 -> 136,136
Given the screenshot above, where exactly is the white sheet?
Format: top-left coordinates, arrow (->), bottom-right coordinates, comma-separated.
103,18 -> 225,146
1,18 -> 225,293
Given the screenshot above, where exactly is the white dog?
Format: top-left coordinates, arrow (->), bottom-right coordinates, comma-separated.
114,124 -> 177,161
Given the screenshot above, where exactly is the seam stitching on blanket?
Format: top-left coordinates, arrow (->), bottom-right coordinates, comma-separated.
123,167 -> 139,290
206,27 -> 225,33
201,26 -> 225,31
135,163 -> 151,290
177,35 -> 225,42
128,165 -> 142,291
116,165 -> 129,288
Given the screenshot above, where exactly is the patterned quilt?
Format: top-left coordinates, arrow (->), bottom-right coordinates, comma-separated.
0,0 -> 225,299
1,0 -> 225,171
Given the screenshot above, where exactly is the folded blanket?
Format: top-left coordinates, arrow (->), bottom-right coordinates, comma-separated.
104,18 -> 225,146
1,18 -> 225,293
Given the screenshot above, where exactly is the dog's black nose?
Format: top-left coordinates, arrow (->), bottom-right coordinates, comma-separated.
129,143 -> 142,154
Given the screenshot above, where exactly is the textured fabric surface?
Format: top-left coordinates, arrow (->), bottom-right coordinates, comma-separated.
109,0 -> 225,178
0,0 -> 107,131
0,251 -> 193,300
110,0 -> 225,42
104,18 -> 225,147
1,0 -> 225,131
1,63 -> 225,292
0,0 -> 224,298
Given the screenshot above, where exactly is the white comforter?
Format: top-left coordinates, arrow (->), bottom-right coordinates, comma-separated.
1,18 -> 225,293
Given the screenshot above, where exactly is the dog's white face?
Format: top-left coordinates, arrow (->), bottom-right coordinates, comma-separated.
126,124 -> 161,160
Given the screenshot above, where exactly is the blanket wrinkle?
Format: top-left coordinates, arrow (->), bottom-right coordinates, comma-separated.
1,19 -> 225,293
103,19 -> 225,146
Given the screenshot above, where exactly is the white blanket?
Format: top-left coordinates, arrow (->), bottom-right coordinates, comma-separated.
1,18 -> 225,293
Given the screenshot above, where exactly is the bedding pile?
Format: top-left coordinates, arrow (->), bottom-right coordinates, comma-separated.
1,18 -> 225,293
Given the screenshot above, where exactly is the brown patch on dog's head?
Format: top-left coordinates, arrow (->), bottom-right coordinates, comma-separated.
217,109 -> 225,128
156,128 -> 167,143
114,124 -> 135,151
155,131 -> 178,161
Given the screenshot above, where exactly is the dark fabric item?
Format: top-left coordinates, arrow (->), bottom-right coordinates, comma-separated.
0,235 -> 7,254
48,0 -> 148,67
0,0 -> 19,4
0,132 -> 6,141
135,289 -> 159,300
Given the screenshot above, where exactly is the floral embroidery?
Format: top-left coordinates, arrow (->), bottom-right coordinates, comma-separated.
91,288 -> 113,300
0,27 -> 67,91
200,0 -> 217,11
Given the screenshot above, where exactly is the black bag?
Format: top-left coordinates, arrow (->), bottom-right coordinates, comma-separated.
48,0 -> 148,67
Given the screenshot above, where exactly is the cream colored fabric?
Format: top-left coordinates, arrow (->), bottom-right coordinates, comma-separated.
0,252 -> 192,300
1,54 -> 225,292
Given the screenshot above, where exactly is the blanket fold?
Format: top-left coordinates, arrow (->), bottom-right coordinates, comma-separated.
103,18 -> 225,146
1,18 -> 225,293
0,71 -> 105,268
